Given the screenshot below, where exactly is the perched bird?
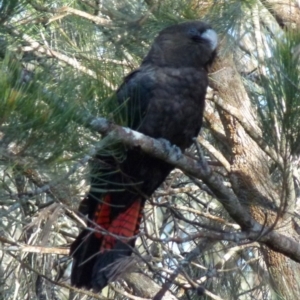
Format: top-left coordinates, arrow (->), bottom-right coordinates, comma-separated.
70,21 -> 217,291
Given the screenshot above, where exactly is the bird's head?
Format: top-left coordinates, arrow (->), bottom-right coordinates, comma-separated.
142,21 -> 218,69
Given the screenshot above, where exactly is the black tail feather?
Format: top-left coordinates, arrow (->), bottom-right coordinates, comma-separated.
91,240 -> 134,291
70,230 -> 101,289
70,229 -> 135,291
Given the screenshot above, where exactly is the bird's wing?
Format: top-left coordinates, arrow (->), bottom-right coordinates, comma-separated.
114,67 -> 156,130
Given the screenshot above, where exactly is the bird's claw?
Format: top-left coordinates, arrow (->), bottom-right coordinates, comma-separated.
158,138 -> 182,161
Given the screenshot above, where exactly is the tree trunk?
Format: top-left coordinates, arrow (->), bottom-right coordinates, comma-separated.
209,45 -> 300,299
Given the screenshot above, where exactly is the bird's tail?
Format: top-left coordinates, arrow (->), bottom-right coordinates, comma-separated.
70,195 -> 144,291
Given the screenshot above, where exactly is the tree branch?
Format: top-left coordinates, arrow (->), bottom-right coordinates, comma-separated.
89,117 -> 300,263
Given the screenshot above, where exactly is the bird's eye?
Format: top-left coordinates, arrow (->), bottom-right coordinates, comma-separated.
187,28 -> 203,42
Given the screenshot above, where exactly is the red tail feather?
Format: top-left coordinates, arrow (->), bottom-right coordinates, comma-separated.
100,199 -> 142,251
70,195 -> 144,291
93,194 -> 112,239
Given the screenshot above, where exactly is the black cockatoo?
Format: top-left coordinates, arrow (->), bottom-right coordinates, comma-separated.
70,21 -> 217,291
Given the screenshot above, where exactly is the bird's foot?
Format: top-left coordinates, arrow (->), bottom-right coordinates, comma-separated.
157,138 -> 183,161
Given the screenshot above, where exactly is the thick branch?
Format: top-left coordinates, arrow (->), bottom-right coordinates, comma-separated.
89,117 -> 300,263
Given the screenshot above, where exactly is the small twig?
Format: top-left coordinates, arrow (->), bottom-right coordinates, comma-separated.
0,236 -> 69,255
197,136 -> 231,172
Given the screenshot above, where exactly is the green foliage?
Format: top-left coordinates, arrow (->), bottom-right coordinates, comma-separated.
209,0 -> 258,34
0,0 -> 24,23
256,30 -> 300,154
1,57 -> 81,163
